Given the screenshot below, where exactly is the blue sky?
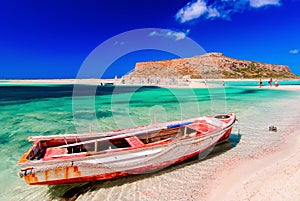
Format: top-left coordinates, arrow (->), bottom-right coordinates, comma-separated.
0,0 -> 299,78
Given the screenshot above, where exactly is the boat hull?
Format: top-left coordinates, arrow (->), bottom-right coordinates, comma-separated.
18,113 -> 236,185
22,128 -> 233,185
22,143 -> 218,185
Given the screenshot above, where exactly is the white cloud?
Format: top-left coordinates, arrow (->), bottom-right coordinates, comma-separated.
175,0 -> 281,23
250,0 -> 280,8
176,0 -> 208,23
289,49 -> 299,54
207,7 -> 220,18
171,32 -> 186,40
149,30 -> 190,41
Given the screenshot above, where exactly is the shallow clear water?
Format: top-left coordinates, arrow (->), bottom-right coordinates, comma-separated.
0,84 -> 300,200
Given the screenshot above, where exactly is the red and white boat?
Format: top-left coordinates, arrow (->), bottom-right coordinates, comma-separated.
18,113 -> 236,185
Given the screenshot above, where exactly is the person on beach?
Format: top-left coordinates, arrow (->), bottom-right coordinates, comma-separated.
268,77 -> 273,87
258,78 -> 262,88
275,79 -> 279,87
203,78 -> 207,86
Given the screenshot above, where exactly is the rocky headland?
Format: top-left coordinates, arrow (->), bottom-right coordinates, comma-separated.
128,52 -> 298,79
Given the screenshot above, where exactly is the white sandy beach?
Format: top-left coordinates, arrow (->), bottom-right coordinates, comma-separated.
205,84 -> 300,201
3,78 -> 300,90
207,121 -> 300,201
0,78 -> 117,85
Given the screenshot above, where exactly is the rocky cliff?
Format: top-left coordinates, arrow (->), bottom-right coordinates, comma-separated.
128,52 -> 298,79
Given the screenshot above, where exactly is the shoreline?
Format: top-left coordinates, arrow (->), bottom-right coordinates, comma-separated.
206,119 -> 300,201
0,78 -> 116,85
1,78 -> 300,90
2,78 -> 300,82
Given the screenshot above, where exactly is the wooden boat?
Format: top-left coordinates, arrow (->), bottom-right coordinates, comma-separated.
18,113 -> 236,185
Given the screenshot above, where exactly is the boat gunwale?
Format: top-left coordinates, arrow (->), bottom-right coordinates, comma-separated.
26,116 -> 216,142
18,120 -> 235,168
18,114 -> 236,167
54,115 -> 231,149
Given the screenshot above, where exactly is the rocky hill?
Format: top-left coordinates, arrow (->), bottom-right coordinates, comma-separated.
128,52 -> 298,79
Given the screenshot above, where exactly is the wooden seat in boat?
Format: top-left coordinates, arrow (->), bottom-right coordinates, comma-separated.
125,136 -> 144,148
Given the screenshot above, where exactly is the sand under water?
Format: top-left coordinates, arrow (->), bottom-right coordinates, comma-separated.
0,82 -> 300,201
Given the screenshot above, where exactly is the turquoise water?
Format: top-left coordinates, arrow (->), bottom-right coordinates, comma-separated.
0,84 -> 300,200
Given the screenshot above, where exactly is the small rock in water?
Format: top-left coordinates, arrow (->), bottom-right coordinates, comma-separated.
269,125 -> 277,132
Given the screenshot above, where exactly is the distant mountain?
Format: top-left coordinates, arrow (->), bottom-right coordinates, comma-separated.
128,52 -> 299,79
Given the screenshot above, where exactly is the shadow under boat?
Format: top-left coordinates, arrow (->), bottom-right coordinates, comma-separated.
47,133 -> 242,200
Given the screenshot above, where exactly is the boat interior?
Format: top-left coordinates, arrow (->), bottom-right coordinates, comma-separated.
25,117 -> 227,161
